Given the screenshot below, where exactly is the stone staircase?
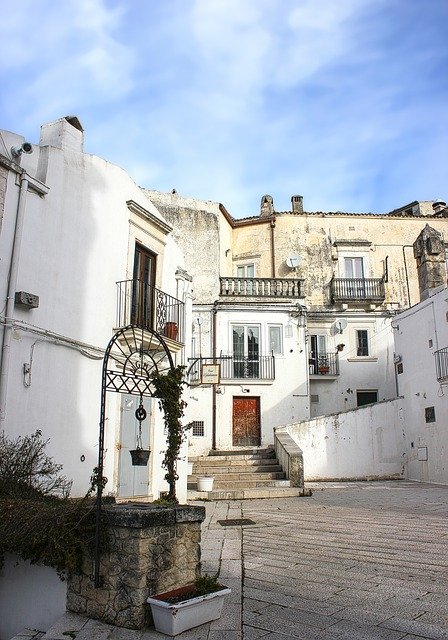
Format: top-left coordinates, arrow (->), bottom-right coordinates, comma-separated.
187,447 -> 305,500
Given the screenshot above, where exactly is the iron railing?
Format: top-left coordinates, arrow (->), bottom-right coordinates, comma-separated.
188,354 -> 275,383
220,277 -> 304,298
116,279 -> 184,343
308,352 -> 339,376
331,277 -> 385,302
435,347 -> 448,382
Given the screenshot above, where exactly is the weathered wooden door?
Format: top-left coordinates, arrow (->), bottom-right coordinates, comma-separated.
232,396 -> 261,446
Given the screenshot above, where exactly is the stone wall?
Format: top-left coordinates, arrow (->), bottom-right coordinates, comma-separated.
67,503 -> 205,630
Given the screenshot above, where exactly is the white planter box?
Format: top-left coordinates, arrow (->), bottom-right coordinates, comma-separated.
197,476 -> 214,491
147,584 -> 231,636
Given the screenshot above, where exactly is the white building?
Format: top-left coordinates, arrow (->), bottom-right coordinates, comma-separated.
0,117 -> 191,501
393,225 -> 448,484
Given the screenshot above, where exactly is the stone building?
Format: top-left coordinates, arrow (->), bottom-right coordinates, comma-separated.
145,189 -> 448,457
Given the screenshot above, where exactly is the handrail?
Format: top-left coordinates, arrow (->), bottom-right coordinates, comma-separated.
331,277 -> 385,301
116,279 -> 184,343
220,277 -> 304,298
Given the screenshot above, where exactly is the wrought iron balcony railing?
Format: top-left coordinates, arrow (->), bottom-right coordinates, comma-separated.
116,279 -> 184,343
220,277 -> 304,298
308,352 -> 339,376
435,347 -> 448,382
188,354 -> 275,383
331,277 -> 385,303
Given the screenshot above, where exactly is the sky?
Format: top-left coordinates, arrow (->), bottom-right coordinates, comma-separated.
1,0 -> 447,217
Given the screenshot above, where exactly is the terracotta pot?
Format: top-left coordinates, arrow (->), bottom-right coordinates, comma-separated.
164,322 -> 178,340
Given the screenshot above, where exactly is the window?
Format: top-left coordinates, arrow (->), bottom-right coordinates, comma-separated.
232,325 -> 260,378
344,257 -> 364,278
237,264 -> 255,277
268,325 -> 283,355
357,390 -> 378,406
425,407 -> 436,423
191,421 -> 205,436
356,330 -> 369,356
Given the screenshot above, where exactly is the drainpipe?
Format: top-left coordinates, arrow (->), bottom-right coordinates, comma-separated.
0,172 -> 29,423
212,301 -> 218,450
270,216 -> 276,278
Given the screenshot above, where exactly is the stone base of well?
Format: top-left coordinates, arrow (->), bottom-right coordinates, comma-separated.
67,503 -> 206,630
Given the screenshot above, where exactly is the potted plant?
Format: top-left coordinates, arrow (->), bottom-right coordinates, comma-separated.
197,475 -> 214,491
147,574 -> 231,636
164,321 -> 178,340
318,365 -> 330,374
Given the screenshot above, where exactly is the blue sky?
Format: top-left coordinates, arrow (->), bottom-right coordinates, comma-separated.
1,0 -> 447,217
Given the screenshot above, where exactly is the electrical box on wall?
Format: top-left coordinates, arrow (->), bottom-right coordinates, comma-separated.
15,291 -> 39,309
417,447 -> 428,462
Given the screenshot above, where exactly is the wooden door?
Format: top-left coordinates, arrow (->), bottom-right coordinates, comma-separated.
232,396 -> 261,446
132,244 -> 156,329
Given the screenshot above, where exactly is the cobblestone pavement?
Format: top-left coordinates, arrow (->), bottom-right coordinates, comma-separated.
21,481 -> 448,639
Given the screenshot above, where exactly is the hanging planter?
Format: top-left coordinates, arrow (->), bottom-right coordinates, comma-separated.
130,399 -> 150,466
130,448 -> 150,466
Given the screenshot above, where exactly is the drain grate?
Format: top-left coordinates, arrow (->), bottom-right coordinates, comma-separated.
217,518 -> 256,527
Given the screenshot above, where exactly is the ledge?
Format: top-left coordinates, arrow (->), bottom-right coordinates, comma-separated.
104,503 -> 206,528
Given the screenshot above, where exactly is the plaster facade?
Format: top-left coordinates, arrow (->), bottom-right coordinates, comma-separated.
145,190 -> 448,457
0,118 -> 191,501
393,287 -> 448,484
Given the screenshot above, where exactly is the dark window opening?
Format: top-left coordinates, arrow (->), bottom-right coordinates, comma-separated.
357,390 -> 378,407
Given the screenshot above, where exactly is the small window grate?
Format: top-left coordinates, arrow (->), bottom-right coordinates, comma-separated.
191,420 -> 205,437
310,394 -> 319,403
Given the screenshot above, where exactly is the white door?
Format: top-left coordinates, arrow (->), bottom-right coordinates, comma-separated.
344,257 -> 365,297
117,394 -> 151,497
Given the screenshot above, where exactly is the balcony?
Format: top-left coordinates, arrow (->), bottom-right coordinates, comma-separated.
220,277 -> 304,298
331,277 -> 385,303
188,354 -> 275,383
435,347 -> 448,382
116,279 -> 184,344
309,352 -> 339,377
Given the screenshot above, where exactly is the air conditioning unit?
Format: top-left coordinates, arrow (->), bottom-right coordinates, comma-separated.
393,354 -> 402,364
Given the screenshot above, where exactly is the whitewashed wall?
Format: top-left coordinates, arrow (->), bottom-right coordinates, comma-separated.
0,119 -> 188,501
393,289 -> 448,484
0,554 -> 66,639
276,398 -> 405,481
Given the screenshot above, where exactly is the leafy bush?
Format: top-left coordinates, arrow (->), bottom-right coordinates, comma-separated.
0,430 -> 100,576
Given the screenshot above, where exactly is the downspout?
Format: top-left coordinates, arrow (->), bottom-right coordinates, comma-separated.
270,216 -> 276,278
0,171 -> 29,423
211,300 -> 218,450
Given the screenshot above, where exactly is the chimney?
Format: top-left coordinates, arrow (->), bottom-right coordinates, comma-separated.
291,195 -> 303,213
413,224 -> 446,300
432,199 -> 447,215
260,195 -> 274,217
39,116 -> 84,153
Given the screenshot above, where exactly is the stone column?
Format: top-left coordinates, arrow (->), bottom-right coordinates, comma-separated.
67,503 -> 205,629
413,224 -> 446,301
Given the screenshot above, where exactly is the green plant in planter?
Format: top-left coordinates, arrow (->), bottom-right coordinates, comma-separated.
194,573 -> 223,595
150,365 -> 188,503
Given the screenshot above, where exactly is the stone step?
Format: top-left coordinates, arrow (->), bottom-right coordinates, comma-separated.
191,464 -> 283,475
211,479 -> 291,489
191,457 -> 280,466
189,471 -> 286,481
207,448 -> 275,457
188,486 -> 306,500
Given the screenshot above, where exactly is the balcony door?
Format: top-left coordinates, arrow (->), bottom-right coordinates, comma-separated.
309,335 -> 327,374
344,257 -> 365,298
232,325 -> 260,378
132,244 -> 156,329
